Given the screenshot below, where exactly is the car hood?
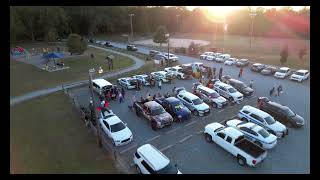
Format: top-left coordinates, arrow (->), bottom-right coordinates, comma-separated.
226,119 -> 243,128
230,91 -> 243,98
291,114 -> 304,124
269,121 -> 286,132
176,108 -> 191,117
243,87 -> 254,93
153,112 -> 173,122
211,96 -> 227,103
291,74 -> 303,79
275,72 -> 285,76
194,103 -> 210,111
263,133 -> 278,143
112,127 -> 132,141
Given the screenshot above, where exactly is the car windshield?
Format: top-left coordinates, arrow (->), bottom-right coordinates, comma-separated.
228,87 -> 237,93
156,162 -> 178,174
258,128 -> 270,138
152,107 -> 166,115
294,72 -> 305,76
265,116 -> 276,125
110,122 -> 126,133
279,69 -> 288,73
192,98 -> 203,105
209,92 -> 220,98
285,108 -> 296,117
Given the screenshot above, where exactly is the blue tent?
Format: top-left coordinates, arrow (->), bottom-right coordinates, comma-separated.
42,52 -> 64,59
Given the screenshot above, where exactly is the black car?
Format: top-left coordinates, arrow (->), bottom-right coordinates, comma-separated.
257,97 -> 304,128
236,59 -> 250,67
127,45 -> 138,51
155,97 -> 191,122
227,79 -> 254,96
250,63 -> 266,72
260,66 -> 278,75
105,41 -> 113,47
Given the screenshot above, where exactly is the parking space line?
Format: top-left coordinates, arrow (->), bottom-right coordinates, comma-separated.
178,135 -> 193,143
119,144 -> 138,155
165,127 -> 181,135
218,109 -> 225,113
160,144 -> 174,152
196,130 -> 203,135
145,135 -> 161,143
185,121 -> 197,127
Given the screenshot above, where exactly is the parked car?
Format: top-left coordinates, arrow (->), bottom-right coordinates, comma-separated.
155,97 -> 191,122
236,59 -> 250,67
150,71 -> 172,83
132,74 -> 151,86
221,75 -> 232,83
133,144 -> 182,174
250,63 -> 267,72
261,66 -> 277,75
173,87 -> 186,97
227,79 -> 254,97
238,105 -> 288,138
274,67 -> 291,79
215,57 -> 225,63
213,81 -> 244,104
257,97 -> 304,127
99,108 -> 133,146
225,119 -> 277,149
104,41 -> 113,47
127,44 -> 138,51
290,69 -> 309,82
163,53 -> 179,62
149,50 -> 161,58
177,90 -> 210,116
194,84 -> 228,108
224,58 -> 238,66
204,122 -> 267,167
219,54 -> 231,61
91,79 -> 113,96
117,77 -> 137,89
133,101 -> 173,130
164,66 -> 186,79
200,52 -> 215,61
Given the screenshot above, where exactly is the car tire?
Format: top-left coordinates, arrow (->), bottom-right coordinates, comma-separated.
135,165 -> 141,174
193,110 -> 199,116
255,141 -> 263,147
237,155 -> 246,166
204,133 -> 212,143
151,121 -> 157,131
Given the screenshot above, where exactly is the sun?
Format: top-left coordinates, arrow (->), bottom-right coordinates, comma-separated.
203,6 -> 241,22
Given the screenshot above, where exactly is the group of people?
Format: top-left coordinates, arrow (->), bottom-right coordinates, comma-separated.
98,86 -> 127,109
106,56 -> 114,70
270,85 -> 283,97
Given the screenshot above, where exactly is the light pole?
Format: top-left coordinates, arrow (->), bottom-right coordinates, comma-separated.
88,68 -> 102,148
165,33 -> 170,67
129,14 -> 135,43
249,10 -> 257,49
176,14 -> 180,33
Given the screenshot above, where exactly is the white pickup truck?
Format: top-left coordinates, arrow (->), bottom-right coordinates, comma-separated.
204,122 -> 267,167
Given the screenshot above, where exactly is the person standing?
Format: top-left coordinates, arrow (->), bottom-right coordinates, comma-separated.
219,67 -> 223,80
121,87 -> 125,100
239,67 -> 243,78
119,92 -> 124,103
277,85 -> 283,96
158,80 -> 162,90
270,87 -> 275,97
110,58 -> 114,70
249,80 -> 253,88
172,86 -> 176,96
212,67 -> 216,78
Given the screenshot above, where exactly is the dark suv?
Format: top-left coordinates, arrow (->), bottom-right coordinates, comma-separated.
257,97 -> 304,128
227,79 -> 254,96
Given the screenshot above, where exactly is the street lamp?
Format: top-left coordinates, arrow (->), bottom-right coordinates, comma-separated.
88,68 -> 102,148
249,9 -> 257,49
165,33 -> 170,66
129,14 -> 135,43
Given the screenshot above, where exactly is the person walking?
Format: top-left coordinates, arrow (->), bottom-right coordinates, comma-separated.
118,92 -> 124,103
121,87 -> 125,100
172,86 -> 176,96
249,80 -> 253,89
219,67 -> 223,80
270,87 -> 275,97
212,67 -> 216,78
277,85 -> 283,96
110,58 -> 114,70
158,80 -> 162,90
153,94 -> 157,101
239,67 -> 243,78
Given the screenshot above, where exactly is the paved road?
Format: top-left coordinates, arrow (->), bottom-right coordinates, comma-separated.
10,45 -> 145,106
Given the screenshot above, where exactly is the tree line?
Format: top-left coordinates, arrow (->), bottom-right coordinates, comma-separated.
10,6 -> 310,42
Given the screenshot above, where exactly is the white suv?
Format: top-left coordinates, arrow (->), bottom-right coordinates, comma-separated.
177,90 -> 210,116
213,81 -> 243,104
200,52 -> 215,61
133,144 -> 182,174
290,69 -> 309,82
164,66 -> 185,79
274,67 -> 290,79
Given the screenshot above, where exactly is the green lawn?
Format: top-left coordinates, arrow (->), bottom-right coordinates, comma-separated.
10,92 -> 120,174
10,47 -> 134,97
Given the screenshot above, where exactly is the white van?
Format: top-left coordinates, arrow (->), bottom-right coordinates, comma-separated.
92,79 -> 113,96
133,144 -> 182,174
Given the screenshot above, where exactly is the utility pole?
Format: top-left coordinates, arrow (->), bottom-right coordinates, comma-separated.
129,14 -> 134,43
249,10 -> 257,49
88,68 -> 102,148
176,14 -> 180,33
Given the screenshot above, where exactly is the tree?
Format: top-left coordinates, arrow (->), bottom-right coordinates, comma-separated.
153,26 -> 168,47
298,48 -> 307,60
280,44 -> 289,65
188,42 -> 201,55
67,34 -> 87,54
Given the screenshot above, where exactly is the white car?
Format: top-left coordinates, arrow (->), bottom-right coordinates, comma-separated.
133,144 -> 182,174
224,58 -> 238,66
195,85 -> 228,109
226,119 -> 277,149
151,71 -> 170,82
290,69 -> 309,82
213,81 -> 243,104
215,57 -> 225,63
274,67 -> 291,79
163,53 -> 179,62
164,66 -> 185,79
117,77 -> 137,89
177,90 -> 210,116
200,52 -> 215,61
219,54 -> 231,61
132,74 -> 151,86
238,105 -> 288,138
99,109 -> 133,146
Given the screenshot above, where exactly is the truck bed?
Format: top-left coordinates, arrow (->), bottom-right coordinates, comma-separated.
235,139 -> 266,158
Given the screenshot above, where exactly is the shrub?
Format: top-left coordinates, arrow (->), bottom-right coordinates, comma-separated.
67,33 -> 88,54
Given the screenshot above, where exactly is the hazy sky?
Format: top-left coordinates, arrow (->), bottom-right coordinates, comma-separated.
185,6 -> 309,11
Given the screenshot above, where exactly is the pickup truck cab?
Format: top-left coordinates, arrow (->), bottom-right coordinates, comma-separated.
133,101 -> 173,130
155,97 -> 191,122
274,67 -> 291,79
164,66 -> 186,79
194,84 -> 227,109
226,119 -> 277,149
132,74 -> 151,86
213,81 -> 243,104
238,105 -> 288,138
204,122 -> 267,167
177,90 -> 210,116
290,69 -> 309,82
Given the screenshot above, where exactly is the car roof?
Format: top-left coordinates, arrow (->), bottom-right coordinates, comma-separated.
228,79 -> 244,84
144,101 -> 162,108
165,97 -> 180,103
104,114 -> 122,125
253,63 -> 263,66
242,105 -> 270,118
240,122 -> 262,132
179,91 -> 200,100
296,69 -> 308,73
222,127 -> 243,139
197,85 -> 216,93
137,144 -> 170,171
267,101 -> 289,111
214,81 -> 232,88
157,71 -> 167,74
279,67 -> 290,70
92,79 -> 112,87
121,77 -> 134,80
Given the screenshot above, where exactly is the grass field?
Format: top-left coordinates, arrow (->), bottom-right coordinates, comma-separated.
10,47 -> 134,97
10,92 -> 120,174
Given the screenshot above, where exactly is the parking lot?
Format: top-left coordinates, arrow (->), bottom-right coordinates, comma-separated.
69,62 -> 310,174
